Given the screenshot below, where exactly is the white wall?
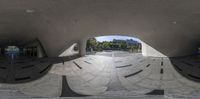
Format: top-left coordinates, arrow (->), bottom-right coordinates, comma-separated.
59,43 -> 79,57
142,42 -> 167,57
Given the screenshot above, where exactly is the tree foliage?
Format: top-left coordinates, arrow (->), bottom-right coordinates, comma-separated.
86,38 -> 141,52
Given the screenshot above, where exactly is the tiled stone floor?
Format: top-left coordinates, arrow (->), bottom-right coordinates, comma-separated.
0,51 -> 200,98
60,51 -> 200,98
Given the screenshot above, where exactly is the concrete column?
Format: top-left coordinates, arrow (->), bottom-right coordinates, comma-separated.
1,48 -> 3,55
79,38 -> 87,56
37,45 -> 44,58
27,47 -> 30,56
142,41 -> 167,57
31,47 -> 33,56
34,47 -> 37,56
25,48 -> 28,56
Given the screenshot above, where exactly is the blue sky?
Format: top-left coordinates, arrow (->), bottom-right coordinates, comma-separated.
95,35 -> 142,42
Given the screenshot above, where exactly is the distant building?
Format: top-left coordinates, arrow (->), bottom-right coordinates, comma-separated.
113,39 -> 141,46
126,39 -> 141,46
113,39 -> 126,43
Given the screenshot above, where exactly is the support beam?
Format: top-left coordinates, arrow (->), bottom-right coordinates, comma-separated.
79,38 -> 87,56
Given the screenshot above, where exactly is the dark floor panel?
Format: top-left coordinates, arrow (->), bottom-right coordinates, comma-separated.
0,55 -> 80,83
73,61 -> 82,69
174,65 -> 182,72
170,56 -> 200,82
39,64 -> 52,73
146,64 -> 150,67
161,61 -> 163,66
188,74 -> 200,80
146,89 -> 164,95
15,76 -> 31,81
0,66 -> 6,69
182,61 -> 194,67
124,70 -> 143,78
40,60 -> 46,63
84,61 -> 91,64
160,68 -> 163,74
22,65 -> 34,69
116,64 -> 132,68
15,61 -> 25,64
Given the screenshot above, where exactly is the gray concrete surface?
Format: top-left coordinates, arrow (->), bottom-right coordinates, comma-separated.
53,51 -> 200,98
0,0 -> 200,98
0,51 -> 199,98
0,0 -> 199,57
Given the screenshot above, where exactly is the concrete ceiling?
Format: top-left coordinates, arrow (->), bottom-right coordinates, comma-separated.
0,0 -> 200,57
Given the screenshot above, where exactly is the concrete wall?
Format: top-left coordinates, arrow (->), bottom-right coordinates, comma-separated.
142,42 -> 166,57
23,39 -> 46,58
59,43 -> 79,57
0,0 -> 199,57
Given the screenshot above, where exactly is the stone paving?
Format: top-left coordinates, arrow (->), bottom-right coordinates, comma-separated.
0,51 -> 200,98
51,51 -> 200,98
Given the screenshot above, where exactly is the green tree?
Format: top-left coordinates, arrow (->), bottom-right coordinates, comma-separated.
86,38 -> 97,51
102,41 -> 110,49
96,42 -> 103,51
118,41 -> 127,50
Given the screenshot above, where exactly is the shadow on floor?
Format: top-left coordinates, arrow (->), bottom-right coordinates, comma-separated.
0,55 -> 80,83
61,76 -> 89,97
169,55 -> 200,82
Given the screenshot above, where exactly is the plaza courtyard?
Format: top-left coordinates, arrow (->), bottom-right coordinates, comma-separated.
0,0 -> 200,98
0,51 -> 197,99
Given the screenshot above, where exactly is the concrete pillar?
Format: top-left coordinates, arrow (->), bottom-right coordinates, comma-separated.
34,47 -> 37,56
25,48 -> 28,56
37,45 -> 44,58
79,38 -> 87,56
31,47 -> 33,56
142,41 -> 167,57
27,47 -> 30,56
1,48 -> 3,55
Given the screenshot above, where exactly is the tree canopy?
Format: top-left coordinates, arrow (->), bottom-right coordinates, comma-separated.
86,38 -> 141,52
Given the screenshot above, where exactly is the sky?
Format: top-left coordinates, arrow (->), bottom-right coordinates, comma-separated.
95,35 -> 142,42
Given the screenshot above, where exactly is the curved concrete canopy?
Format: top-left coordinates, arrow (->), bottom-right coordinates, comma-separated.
0,0 -> 200,56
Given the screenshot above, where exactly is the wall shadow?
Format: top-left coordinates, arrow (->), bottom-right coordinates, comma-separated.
0,55 -> 80,83
169,55 -> 200,82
